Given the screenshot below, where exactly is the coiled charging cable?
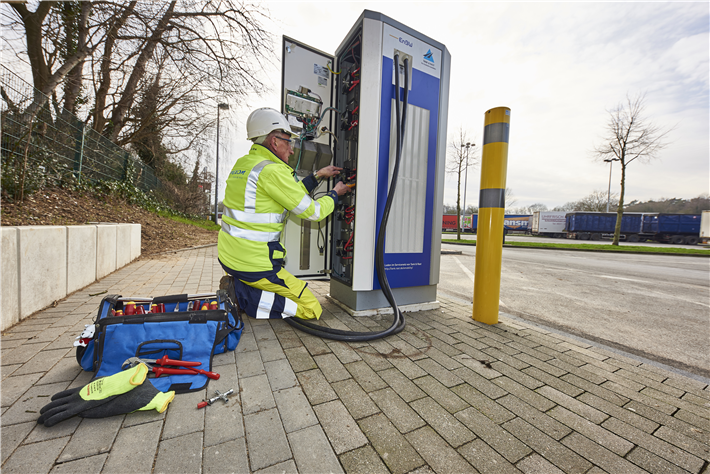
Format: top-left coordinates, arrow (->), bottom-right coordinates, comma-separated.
285,54 -> 410,341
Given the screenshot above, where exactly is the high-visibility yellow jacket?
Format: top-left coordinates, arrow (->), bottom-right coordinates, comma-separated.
218,144 -> 337,273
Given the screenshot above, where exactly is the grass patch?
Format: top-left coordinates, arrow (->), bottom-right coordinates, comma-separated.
441,239 -> 710,255
159,211 -> 220,231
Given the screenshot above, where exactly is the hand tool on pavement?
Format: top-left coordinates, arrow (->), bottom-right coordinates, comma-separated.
122,356 -> 220,380
197,389 -> 234,409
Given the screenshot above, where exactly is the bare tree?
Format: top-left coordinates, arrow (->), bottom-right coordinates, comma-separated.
577,190 -> 619,212
446,127 -> 477,239
443,204 -> 457,214
553,202 -> 577,212
92,0 -> 272,145
3,1 -> 103,120
555,190 -> 619,212
594,93 -> 672,245
464,204 -> 478,215
3,0 -> 271,146
504,187 -> 517,211
509,202 -> 548,215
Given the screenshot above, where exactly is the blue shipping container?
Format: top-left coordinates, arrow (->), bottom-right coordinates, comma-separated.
565,213 -> 642,233
642,214 -> 701,235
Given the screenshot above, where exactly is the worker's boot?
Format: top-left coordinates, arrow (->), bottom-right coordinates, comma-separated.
219,275 -> 240,314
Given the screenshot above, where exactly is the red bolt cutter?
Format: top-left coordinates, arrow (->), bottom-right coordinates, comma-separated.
121,356 -> 220,380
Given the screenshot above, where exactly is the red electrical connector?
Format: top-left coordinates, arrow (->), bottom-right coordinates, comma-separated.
344,232 -> 354,252
344,206 -> 355,225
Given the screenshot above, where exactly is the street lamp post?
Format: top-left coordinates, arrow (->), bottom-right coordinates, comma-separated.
214,103 -> 229,224
604,157 -> 619,213
462,142 -> 474,230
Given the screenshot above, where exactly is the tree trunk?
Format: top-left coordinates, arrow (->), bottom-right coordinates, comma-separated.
11,2 -> 53,93
612,163 -> 626,246
62,2 -> 91,115
93,1 -> 136,134
23,49 -> 94,122
12,2 -> 94,122
456,162 -> 462,240
107,1 -> 177,143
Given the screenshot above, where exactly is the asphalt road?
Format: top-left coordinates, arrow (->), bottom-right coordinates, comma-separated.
438,243 -> 710,379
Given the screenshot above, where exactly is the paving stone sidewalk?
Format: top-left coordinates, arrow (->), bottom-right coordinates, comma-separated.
2,246 -> 709,473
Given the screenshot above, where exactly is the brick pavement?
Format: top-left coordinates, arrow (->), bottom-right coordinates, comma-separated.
2,246 -> 709,473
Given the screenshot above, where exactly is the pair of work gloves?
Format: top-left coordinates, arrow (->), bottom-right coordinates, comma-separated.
38,363 -> 175,427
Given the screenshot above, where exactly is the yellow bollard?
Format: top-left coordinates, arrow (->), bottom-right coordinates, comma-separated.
473,107 -> 510,325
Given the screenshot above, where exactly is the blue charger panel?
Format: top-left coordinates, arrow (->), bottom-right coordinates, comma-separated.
373,56 -> 440,290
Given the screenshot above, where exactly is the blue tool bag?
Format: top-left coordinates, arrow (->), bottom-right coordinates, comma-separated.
75,290 -> 243,393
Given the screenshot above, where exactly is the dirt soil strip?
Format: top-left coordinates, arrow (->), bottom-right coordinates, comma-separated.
1,188 -> 218,256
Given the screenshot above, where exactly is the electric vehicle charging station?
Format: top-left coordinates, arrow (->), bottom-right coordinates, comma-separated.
281,10 -> 450,314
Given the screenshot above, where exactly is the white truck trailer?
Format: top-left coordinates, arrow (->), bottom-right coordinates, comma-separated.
700,210 -> 710,244
531,211 -> 567,238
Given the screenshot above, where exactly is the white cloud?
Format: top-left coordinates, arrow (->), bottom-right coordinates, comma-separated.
219,2 -> 708,207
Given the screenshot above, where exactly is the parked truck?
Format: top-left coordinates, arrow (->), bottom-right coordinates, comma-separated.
641,213 -> 702,245
504,215 -> 531,233
441,214 -> 527,233
531,211 -> 566,238
442,214 -> 458,232
462,214 -> 478,233
701,211 -> 710,244
565,212 -> 644,241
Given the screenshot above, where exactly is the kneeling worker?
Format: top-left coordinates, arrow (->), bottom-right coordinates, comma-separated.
218,107 -> 350,320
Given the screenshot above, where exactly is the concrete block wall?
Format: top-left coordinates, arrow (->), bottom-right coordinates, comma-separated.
97,225 -> 118,279
1,224 -> 140,331
67,226 -> 97,294
18,226 -> 67,318
1,228 -> 19,330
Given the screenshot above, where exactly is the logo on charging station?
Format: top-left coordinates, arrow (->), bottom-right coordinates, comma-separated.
423,49 -> 434,63
399,37 -> 413,48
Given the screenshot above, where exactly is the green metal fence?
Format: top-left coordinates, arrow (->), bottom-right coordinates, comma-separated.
1,65 -> 161,199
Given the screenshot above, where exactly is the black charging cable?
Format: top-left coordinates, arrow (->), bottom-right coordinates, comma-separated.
285,54 -> 410,341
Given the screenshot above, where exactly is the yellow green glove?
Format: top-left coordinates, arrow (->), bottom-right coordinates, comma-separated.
80,383 -> 175,417
139,389 -> 175,413
76,363 -> 148,400
38,364 -> 151,427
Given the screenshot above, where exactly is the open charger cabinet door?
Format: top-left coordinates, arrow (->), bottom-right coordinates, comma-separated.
280,36 -> 336,279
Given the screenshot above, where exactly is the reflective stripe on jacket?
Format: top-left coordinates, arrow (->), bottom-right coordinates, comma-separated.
218,144 -> 336,273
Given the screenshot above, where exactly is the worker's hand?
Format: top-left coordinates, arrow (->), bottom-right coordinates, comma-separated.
333,181 -> 351,196
316,166 -> 343,179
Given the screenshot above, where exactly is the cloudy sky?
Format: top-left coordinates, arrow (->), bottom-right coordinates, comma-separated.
218,2 -> 710,209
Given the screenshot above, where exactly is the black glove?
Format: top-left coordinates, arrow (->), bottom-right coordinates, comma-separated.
39,382 -> 175,427
38,363 -> 149,427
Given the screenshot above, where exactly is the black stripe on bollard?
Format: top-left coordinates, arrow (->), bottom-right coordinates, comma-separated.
479,188 -> 505,209
483,122 -> 510,145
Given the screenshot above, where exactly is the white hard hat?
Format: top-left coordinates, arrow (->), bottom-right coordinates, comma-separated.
246,107 -> 298,140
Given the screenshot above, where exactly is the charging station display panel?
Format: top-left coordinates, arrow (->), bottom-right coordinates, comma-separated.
374,24 -> 442,290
